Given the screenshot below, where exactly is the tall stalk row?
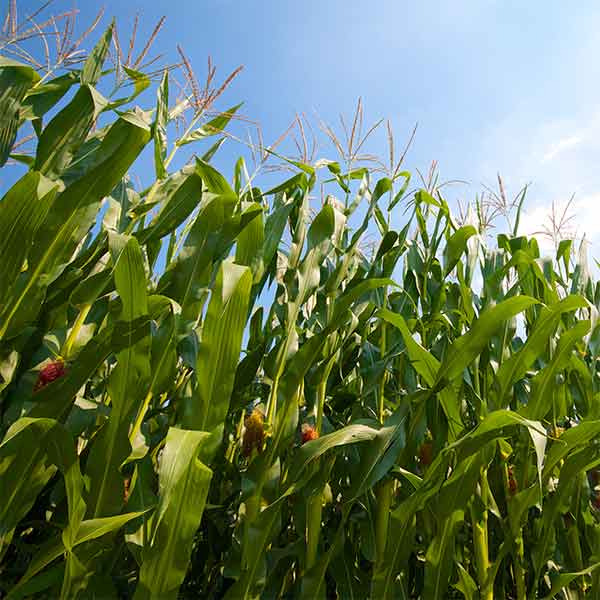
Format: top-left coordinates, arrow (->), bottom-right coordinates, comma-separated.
2,21 -> 600,599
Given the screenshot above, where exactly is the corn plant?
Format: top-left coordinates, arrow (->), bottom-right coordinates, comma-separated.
2,11 -> 600,600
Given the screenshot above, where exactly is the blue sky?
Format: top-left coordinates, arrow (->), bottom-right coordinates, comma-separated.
15,1 -> 600,253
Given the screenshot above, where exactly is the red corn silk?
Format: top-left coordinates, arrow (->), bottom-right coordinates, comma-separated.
301,423 -> 318,444
34,360 -> 67,392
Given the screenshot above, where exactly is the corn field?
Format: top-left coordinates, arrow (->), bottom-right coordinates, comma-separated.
2,14 -> 600,600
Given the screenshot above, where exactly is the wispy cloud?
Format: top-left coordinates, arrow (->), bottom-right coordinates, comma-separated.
541,135 -> 583,163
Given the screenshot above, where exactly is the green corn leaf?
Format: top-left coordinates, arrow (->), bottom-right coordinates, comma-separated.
183,259 -> 252,431
543,419 -> 600,481
106,66 -> 151,109
495,295 -> 588,406
85,234 -> 150,518
200,136 -> 226,162
34,84 -> 106,179
59,547 -> 88,600
346,406 -> 409,501
148,308 -> 179,397
153,70 -> 169,179
263,172 -> 308,197
454,562 -> 478,600
443,225 -> 477,276
75,511 -> 151,546
506,482 -> 539,539
540,561 -> 600,600
522,319 -> 590,420
449,410 -> 546,483
325,278 -> 394,334
195,156 -> 236,195
424,510 -> 467,599
233,156 -> 246,194
225,496 -> 282,600
81,21 -> 114,85
157,198 -> 260,323
176,102 -> 243,146
374,450 -> 451,599
0,58 -> 40,166
557,239 -> 573,274
20,71 -> 80,120
376,411 -> 544,598
372,177 -> 393,204
0,110 -> 150,340
434,295 -> 539,387
330,541 -> 370,600
135,164 -> 203,244
236,207 -> 265,284
533,446 -> 600,580
0,172 -> 58,309
134,428 -> 213,600
377,309 -> 463,438
292,423 -> 383,479
250,197 -> 294,296
12,510 -> 147,596
0,418 -> 85,554
300,509 -> 348,600
68,268 -> 114,308
28,318 -> 150,421
388,172 -> 411,210
378,309 -> 437,384
423,445 -> 495,599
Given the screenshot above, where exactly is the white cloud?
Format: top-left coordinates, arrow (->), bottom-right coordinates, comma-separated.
541,135 -> 583,163
470,106 -> 600,258
517,193 -> 600,256
517,204 -> 558,253
571,193 -> 600,241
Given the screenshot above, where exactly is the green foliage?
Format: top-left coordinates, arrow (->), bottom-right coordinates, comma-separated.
1,23 -> 600,600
